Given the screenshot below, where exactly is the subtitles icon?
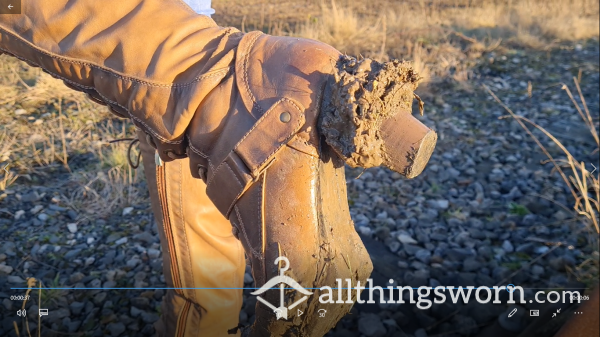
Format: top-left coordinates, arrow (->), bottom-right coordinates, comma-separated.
39,309 -> 48,317
530,310 -> 539,317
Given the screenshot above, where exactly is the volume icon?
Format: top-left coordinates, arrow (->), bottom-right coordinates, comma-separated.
17,309 -> 26,317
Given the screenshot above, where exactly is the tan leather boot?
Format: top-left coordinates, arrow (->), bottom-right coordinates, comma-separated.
0,1 -> 435,336
137,129 -> 246,336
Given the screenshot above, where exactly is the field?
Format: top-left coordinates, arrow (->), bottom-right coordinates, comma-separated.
1,1 -> 598,336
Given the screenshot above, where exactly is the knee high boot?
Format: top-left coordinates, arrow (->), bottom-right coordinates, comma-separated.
1,1 -> 436,335
137,129 -> 246,336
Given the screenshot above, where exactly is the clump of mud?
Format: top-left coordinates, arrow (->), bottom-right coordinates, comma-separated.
320,55 -> 423,169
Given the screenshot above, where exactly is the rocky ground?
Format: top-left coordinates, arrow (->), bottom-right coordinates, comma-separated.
0,39 -> 598,337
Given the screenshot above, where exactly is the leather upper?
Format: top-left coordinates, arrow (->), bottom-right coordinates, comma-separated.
0,0 -> 341,218
0,0 -> 241,159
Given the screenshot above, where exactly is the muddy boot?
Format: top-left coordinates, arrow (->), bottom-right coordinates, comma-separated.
1,2 -> 436,336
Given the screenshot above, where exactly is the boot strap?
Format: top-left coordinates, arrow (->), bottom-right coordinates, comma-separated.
206,98 -> 305,218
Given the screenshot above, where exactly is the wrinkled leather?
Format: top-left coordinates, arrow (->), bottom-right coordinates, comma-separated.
0,0 -> 241,161
0,1 -> 374,336
138,130 -> 246,336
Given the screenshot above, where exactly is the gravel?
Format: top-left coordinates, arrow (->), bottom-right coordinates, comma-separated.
0,39 -> 597,337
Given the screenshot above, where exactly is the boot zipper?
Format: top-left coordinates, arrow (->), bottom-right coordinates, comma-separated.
155,151 -> 189,334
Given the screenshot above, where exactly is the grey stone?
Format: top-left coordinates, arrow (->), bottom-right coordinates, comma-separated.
67,223 -> 78,233
147,248 -> 161,259
387,241 -> 400,253
397,234 -> 418,245
93,292 -> 107,305
67,210 -> 79,220
534,246 -> 550,254
70,301 -> 85,316
141,311 -> 159,324
501,240 -> 514,253
21,191 -> 41,202
358,313 -> 386,337
7,275 -> 24,283
462,258 -> 481,272
415,249 -> 431,264
131,297 -> 150,308
69,272 -> 85,284
130,306 -> 142,317
549,256 -> 576,271
54,308 -> 70,319
0,264 -> 13,274
134,232 -> 156,244
115,237 -> 128,245
64,249 -> 82,259
414,328 -> 428,337
30,205 -> 43,214
106,233 -> 121,243
427,199 -> 449,210
403,244 -> 421,256
67,319 -> 81,333
531,265 -> 544,276
122,207 -> 134,216
107,322 -> 126,336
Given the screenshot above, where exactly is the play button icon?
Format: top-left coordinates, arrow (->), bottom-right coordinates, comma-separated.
297,309 -> 303,317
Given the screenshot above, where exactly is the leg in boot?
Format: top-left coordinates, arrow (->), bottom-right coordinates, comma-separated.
138,130 -> 246,336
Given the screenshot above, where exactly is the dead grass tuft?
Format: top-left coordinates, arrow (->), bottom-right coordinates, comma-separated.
64,165 -> 141,219
485,77 -> 599,288
216,0 -> 599,84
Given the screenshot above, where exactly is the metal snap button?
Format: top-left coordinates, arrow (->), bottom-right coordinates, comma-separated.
280,111 -> 291,123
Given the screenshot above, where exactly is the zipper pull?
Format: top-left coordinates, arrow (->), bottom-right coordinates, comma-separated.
155,151 -> 163,167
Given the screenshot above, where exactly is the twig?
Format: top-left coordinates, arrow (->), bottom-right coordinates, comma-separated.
495,243 -> 562,287
528,193 -> 575,215
378,14 -> 387,62
13,321 -> 20,337
9,65 -> 31,90
57,98 -> 71,173
452,31 -> 478,44
484,84 -> 578,202
38,280 -> 41,337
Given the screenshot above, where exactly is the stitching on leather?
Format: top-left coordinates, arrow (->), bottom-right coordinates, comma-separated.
242,32 -> 263,114
258,173 -> 265,257
0,52 -> 185,146
185,135 -> 216,171
223,161 -> 243,188
93,90 -> 184,145
177,160 -> 197,304
234,98 -> 302,154
235,206 -> 262,259
251,98 -> 304,170
0,28 -> 232,88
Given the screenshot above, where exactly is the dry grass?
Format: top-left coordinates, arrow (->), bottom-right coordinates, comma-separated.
215,0 -> 599,84
485,79 -> 599,288
64,165 -> 141,219
0,56 -> 143,216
